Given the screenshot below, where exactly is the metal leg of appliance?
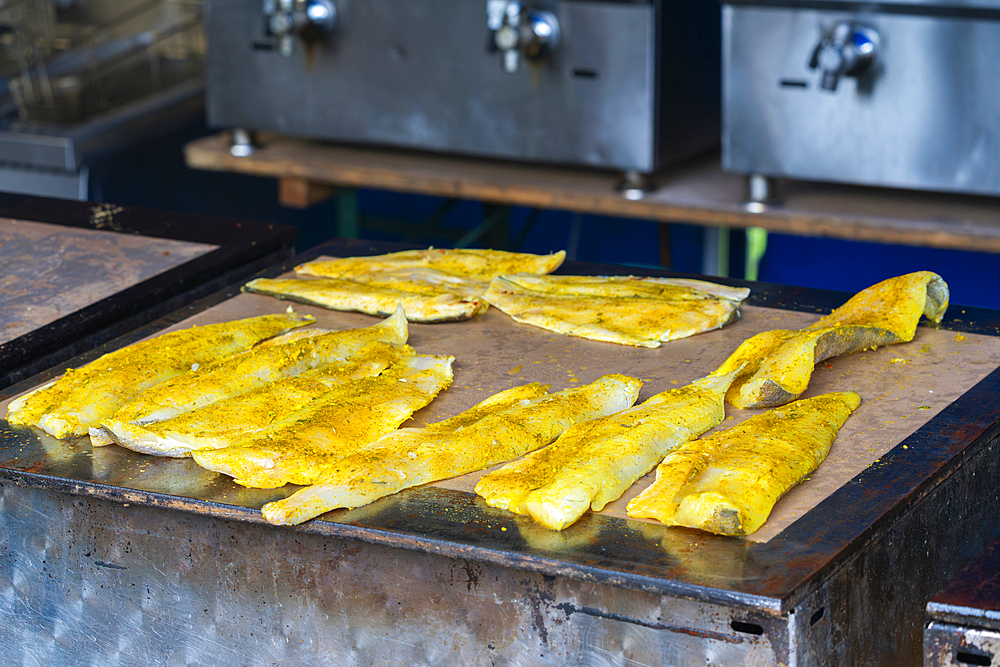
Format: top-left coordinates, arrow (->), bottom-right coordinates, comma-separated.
702,226 -> 730,277
337,188 -> 359,239
745,174 -> 780,212
229,128 -> 258,158
616,170 -> 655,201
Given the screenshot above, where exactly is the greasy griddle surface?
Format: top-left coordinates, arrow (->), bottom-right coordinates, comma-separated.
8,288 -> 993,544
0,217 -> 217,345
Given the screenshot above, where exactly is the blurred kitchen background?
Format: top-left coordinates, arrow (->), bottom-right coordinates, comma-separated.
1,0 -> 998,310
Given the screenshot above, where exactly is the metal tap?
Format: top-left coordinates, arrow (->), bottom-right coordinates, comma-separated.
264,0 -> 338,57
809,21 -> 880,91
487,1 -> 559,73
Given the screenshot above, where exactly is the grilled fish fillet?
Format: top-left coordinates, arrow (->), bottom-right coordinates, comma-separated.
7,311 -> 314,439
261,373 -> 643,525
483,274 -> 750,348
192,354 -> 455,489
102,306 -> 409,432
345,267 -> 488,300
627,391 -> 861,536
104,341 -> 414,457
475,371 -> 737,530
713,271 -> 948,408
243,275 -> 488,322
296,248 -> 566,282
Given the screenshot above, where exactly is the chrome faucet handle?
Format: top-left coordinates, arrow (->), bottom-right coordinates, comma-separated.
264,0 -> 338,57
809,21 -> 879,91
486,1 -> 559,73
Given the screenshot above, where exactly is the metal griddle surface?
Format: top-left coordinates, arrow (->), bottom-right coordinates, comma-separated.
2,239 -> 1000,613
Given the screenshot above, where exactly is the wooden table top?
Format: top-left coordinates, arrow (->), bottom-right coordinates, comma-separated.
185,132 -> 1000,254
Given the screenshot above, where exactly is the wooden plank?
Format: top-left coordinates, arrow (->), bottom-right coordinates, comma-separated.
185,132 -> 1000,254
278,177 -> 337,208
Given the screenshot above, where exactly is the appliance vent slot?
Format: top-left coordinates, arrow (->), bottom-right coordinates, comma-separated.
956,650 -> 992,666
731,620 -> 764,636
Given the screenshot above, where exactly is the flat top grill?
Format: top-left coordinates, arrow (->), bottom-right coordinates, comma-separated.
2,238 -> 999,615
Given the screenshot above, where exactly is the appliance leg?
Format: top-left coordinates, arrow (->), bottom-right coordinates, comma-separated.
616,170 -> 655,200
702,226 -> 729,277
745,174 -> 779,212
230,128 -> 258,157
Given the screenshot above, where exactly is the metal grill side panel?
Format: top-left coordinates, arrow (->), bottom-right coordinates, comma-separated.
0,483 -> 792,666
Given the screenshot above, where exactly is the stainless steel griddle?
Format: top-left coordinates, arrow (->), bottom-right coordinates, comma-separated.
2,238 -> 999,666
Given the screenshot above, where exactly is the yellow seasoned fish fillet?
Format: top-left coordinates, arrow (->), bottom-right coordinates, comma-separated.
243,275 -> 488,322
712,271 -> 948,408
346,267 -> 488,300
483,274 -> 750,348
627,391 -> 861,536
192,354 -> 455,489
261,373 -> 643,525
295,248 -> 566,282
475,372 -> 737,531
7,311 -> 314,439
104,341 -> 414,457
104,306 -> 409,430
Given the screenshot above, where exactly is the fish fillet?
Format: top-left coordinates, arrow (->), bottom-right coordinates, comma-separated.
627,391 -> 861,536
296,248 -> 566,282
345,267 -> 489,300
713,271 -> 948,408
103,341 -> 414,457
483,274 -> 750,347
261,374 -> 643,525
475,372 -> 737,530
243,275 -> 488,322
7,311 -> 314,439
192,354 -> 455,489
102,306 -> 409,432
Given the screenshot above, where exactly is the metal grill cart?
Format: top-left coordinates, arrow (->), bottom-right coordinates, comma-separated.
926,536 -> 1000,666
0,193 -> 295,389
2,238 -> 1000,666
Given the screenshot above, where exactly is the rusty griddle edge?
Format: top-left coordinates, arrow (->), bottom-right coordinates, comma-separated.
2,237 -> 1000,617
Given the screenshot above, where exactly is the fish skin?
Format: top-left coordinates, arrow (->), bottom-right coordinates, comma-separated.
105,306 -> 408,429
192,354 -> 455,489
627,391 -> 861,536
103,341 -> 414,457
492,274 -> 750,302
711,271 -> 949,409
243,276 -> 488,322
9,311 -> 314,439
295,248 -> 566,282
261,373 -> 642,525
340,267 -> 489,300
483,275 -> 748,348
475,372 -> 736,531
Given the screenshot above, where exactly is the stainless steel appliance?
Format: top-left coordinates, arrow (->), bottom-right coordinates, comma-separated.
205,0 -> 720,175
722,1 -> 1000,198
0,0 -> 206,200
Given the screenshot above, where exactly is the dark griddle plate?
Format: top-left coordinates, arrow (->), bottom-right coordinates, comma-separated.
0,193 -> 296,387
